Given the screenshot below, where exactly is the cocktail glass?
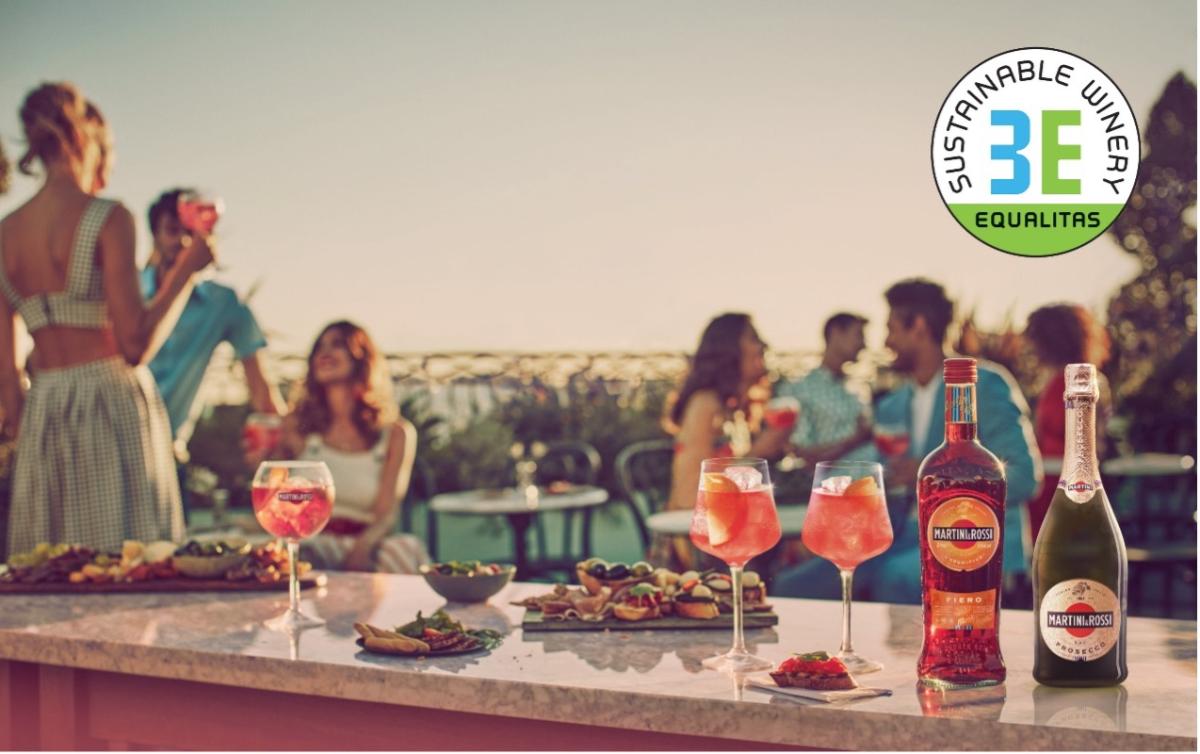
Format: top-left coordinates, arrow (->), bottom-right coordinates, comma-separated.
690,457 -> 782,673
802,461 -> 894,674
763,396 -> 800,431
252,461 -> 334,631
873,422 -> 910,458
243,413 -> 283,458
177,189 -> 224,235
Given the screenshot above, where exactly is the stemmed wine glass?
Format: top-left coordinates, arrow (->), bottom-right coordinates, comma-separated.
252,461 -> 334,631
690,457 -> 782,673
802,461 -> 894,673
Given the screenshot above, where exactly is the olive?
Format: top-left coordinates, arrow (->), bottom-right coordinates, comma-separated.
630,561 -> 653,577
588,563 -> 607,578
438,564 -> 454,575
605,564 -> 630,580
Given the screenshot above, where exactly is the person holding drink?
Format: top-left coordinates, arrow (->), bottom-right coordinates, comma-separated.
1,83 -> 212,553
247,321 -> 428,574
141,188 -> 282,469
775,279 -> 1039,603
657,313 -> 791,569
775,312 -> 874,465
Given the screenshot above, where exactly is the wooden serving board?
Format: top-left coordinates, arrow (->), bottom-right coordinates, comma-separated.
522,608 -> 778,632
0,572 -> 326,594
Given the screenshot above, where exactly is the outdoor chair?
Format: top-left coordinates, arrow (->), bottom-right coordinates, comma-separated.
532,440 -> 603,570
614,438 -> 675,552
1109,459 -> 1198,618
396,456 -> 438,557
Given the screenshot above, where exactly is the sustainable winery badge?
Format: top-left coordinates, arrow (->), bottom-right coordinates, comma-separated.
932,47 -> 1140,257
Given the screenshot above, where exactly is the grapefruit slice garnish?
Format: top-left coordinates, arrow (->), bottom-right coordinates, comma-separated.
705,490 -> 746,546
267,466 -> 289,488
702,473 -> 740,493
844,476 -> 879,496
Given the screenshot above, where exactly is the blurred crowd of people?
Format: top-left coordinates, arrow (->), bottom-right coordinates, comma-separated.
0,82 -> 1112,592
0,82 -> 425,573
661,284 -> 1111,603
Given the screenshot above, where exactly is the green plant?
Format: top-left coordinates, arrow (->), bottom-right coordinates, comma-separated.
422,413 -> 517,494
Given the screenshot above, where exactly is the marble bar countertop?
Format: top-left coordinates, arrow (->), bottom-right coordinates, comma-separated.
0,573 -> 1193,750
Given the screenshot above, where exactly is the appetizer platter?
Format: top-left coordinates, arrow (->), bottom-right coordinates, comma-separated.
0,540 -> 325,593
517,559 -> 778,632
354,609 -> 503,658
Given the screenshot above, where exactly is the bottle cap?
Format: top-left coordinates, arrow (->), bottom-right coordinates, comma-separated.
1064,363 -> 1099,399
943,357 -> 977,384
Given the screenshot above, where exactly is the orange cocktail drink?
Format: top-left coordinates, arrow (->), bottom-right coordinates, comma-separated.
802,478 -> 894,570
802,462 -> 895,674
692,477 -> 782,567
689,458 -> 782,673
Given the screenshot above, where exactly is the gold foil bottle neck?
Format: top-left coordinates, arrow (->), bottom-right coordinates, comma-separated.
1064,363 -> 1098,400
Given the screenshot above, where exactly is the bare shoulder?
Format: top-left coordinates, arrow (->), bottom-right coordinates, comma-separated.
683,389 -> 723,419
389,418 -> 417,447
96,202 -> 135,247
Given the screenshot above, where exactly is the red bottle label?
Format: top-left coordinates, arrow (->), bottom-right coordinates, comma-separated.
926,496 -> 1000,572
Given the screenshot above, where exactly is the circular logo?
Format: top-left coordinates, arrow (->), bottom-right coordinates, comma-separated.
926,496 -> 1001,572
931,47 -> 1140,257
1039,579 -> 1121,661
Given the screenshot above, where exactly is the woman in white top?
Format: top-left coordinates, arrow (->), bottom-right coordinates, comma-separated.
270,321 -> 428,573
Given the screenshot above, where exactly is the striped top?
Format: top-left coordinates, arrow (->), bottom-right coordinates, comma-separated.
0,197 -> 115,332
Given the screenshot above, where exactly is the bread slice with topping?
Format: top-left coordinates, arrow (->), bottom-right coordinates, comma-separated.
769,651 -> 857,691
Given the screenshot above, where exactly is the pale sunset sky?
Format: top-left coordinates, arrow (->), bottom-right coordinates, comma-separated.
1,1 -> 1194,354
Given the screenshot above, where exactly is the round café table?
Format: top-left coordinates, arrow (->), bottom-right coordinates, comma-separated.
429,485 -> 610,579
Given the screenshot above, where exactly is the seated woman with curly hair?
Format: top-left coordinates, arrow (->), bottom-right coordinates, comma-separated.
252,320 -> 429,573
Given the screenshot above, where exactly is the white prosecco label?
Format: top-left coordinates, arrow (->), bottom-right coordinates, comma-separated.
1039,579 -> 1120,661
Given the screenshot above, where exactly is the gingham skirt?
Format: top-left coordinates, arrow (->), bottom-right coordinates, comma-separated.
302,533 -> 429,574
6,357 -> 184,555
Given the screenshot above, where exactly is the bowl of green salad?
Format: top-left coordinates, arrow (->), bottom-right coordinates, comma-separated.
419,560 -> 515,603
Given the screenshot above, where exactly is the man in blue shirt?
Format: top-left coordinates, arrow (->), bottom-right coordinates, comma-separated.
777,313 -> 874,465
143,189 -> 282,457
774,279 -> 1041,603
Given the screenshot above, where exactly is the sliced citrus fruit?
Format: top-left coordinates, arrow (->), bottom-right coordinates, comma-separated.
267,466 -> 289,488
702,473 -> 740,493
705,492 -> 746,546
844,476 -> 880,496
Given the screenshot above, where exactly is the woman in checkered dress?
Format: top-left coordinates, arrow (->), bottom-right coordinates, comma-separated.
0,84 -> 213,556
253,321 -> 428,573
